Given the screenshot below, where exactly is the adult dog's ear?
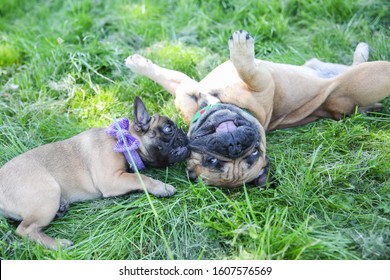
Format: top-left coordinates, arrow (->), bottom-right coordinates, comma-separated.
252,156 -> 276,189
133,96 -> 151,132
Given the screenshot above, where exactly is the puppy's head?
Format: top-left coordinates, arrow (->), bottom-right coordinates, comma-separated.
187,103 -> 272,188
130,96 -> 189,168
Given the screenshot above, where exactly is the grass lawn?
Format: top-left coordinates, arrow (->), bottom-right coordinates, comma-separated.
0,0 -> 389,260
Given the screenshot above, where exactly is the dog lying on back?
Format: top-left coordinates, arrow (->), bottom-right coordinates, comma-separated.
126,30 -> 390,188
0,96 -> 189,250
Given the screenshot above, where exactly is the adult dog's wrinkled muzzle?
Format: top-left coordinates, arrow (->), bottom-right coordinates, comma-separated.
189,105 -> 258,159
187,103 -> 272,188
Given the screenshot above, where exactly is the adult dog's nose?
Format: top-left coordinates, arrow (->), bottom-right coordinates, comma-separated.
228,140 -> 243,158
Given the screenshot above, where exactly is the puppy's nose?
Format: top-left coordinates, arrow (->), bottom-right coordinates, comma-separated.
172,129 -> 189,148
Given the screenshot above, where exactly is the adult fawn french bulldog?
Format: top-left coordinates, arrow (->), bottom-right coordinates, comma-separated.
125,30 -> 390,188
0,96 -> 189,250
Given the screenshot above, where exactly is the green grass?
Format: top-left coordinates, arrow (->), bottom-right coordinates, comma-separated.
0,0 -> 389,260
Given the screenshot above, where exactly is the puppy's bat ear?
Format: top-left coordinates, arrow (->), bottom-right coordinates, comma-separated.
133,96 -> 151,132
252,156 -> 276,189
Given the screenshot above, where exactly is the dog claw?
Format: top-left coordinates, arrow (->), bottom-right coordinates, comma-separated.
229,30 -> 255,63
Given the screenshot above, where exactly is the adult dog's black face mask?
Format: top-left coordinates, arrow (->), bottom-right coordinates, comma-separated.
186,103 -> 271,188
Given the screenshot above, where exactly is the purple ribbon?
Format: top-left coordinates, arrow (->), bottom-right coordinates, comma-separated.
106,117 -> 145,172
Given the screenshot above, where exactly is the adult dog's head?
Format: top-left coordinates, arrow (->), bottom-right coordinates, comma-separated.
186,103 -> 271,188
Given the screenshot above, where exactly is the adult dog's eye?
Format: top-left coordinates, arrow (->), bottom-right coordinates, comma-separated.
249,145 -> 260,157
203,155 -> 224,171
162,123 -> 174,134
204,156 -> 220,167
245,146 -> 261,166
207,157 -> 218,165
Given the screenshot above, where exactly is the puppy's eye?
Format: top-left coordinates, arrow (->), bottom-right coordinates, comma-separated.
162,123 -> 174,135
251,149 -> 259,156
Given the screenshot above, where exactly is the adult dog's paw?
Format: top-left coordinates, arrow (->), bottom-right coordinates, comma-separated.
228,30 -> 255,59
353,42 -> 369,65
125,54 -> 153,75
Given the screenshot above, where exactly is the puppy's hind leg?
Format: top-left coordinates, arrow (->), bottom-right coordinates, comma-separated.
16,218 -> 73,250
15,186 -> 73,250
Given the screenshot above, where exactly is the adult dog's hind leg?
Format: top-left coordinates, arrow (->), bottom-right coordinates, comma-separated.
304,42 -> 370,78
352,42 -> 369,65
323,61 -> 390,119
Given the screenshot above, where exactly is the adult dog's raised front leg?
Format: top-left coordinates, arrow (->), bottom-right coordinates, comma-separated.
125,54 -> 200,123
125,54 -> 194,96
228,30 -> 272,92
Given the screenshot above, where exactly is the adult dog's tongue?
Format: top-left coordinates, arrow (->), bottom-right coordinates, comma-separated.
216,121 -> 237,133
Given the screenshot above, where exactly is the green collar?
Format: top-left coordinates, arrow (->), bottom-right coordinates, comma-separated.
191,103 -> 222,124
191,103 -> 253,124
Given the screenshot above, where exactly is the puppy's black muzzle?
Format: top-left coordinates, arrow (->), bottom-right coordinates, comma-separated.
168,128 -> 190,164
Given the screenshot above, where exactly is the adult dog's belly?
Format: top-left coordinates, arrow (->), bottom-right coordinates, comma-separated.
198,60 -> 333,130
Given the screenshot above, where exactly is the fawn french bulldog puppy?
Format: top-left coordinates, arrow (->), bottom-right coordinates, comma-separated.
0,96 -> 189,250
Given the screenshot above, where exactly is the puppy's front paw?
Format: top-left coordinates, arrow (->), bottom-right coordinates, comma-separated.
228,30 -> 255,61
149,182 -> 177,198
125,54 -> 153,75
